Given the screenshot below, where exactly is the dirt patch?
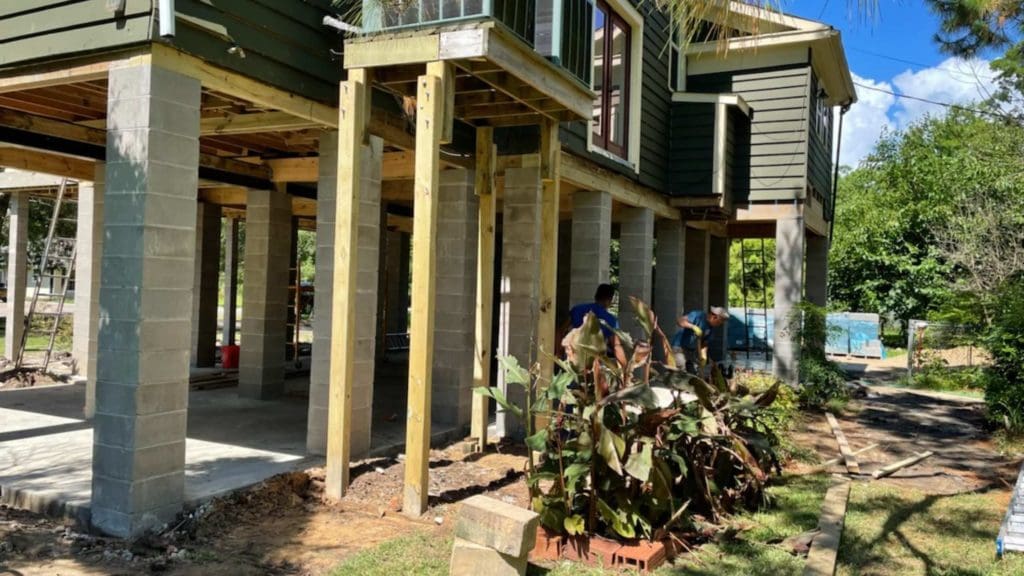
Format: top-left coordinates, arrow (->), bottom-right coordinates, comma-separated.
0,444 -> 531,576
0,367 -> 72,389
791,386 -> 1020,494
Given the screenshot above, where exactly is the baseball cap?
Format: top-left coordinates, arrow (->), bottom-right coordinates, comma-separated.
710,306 -> 730,319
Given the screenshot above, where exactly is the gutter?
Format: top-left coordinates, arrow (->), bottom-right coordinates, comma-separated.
828,102 -> 852,245
159,0 -> 175,37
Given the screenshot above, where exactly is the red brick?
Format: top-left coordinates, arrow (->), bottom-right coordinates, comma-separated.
562,535 -> 621,567
530,526 -> 563,562
614,540 -> 667,572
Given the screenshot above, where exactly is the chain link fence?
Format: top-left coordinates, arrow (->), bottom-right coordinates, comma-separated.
907,319 -> 990,376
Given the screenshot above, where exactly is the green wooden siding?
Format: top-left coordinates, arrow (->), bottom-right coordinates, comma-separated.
0,0 -> 155,68
686,63 -> 811,202
172,0 -> 341,105
668,101 -> 715,195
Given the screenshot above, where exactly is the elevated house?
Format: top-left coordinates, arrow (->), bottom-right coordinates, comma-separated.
0,0 -> 854,537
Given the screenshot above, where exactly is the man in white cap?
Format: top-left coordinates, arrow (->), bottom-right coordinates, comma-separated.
671,306 -> 730,375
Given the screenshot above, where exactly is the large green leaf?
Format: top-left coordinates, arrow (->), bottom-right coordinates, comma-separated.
597,426 -> 624,475
473,386 -> 523,420
597,498 -> 635,539
628,296 -> 655,339
525,428 -> 549,452
564,462 -> 590,492
624,441 -> 653,482
498,355 -> 531,387
547,371 -> 572,402
600,382 -> 657,409
563,514 -> 586,536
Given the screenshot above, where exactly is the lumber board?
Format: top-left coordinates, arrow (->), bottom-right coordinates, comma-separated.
804,474 -> 852,576
325,69 -> 369,499
825,412 -> 860,475
404,64 -> 446,517
536,119 -> 560,430
470,126 -> 496,450
0,147 -> 93,180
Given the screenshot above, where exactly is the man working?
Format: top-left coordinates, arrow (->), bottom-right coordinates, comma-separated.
561,283 -> 628,366
672,306 -> 730,374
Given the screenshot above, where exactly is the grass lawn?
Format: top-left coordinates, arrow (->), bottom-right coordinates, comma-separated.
329,474 -> 831,576
838,482 -> 1024,575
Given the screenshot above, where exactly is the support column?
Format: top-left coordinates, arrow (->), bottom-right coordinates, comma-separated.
91,62 -> 200,538
805,233 -> 829,308
773,216 -> 806,384
75,167 -> 105,418
350,137 -> 383,457
569,190 -> 612,306
4,192 -> 27,362
654,219 -> 685,353
470,127 -> 496,449
683,227 -> 710,313
432,169 -> 478,428
403,62 -> 450,516
708,235 -> 730,362
239,187 -> 291,399
537,121 -> 560,398
618,207 -> 654,339
308,131 -> 338,456
191,203 -> 221,367
556,220 -> 572,325
221,215 -> 239,346
498,158 -> 542,441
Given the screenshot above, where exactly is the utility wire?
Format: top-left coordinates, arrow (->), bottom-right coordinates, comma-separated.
853,81 -> 1018,122
849,46 -> 999,83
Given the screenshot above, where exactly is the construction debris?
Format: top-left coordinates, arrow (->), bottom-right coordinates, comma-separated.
825,412 -> 861,474
811,443 -> 879,473
450,495 -> 538,576
872,451 -> 935,479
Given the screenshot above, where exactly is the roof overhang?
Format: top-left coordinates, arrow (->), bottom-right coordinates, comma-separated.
685,2 -> 857,106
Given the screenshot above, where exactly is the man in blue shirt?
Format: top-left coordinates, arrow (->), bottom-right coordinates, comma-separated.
562,284 -> 627,365
672,306 -> 729,374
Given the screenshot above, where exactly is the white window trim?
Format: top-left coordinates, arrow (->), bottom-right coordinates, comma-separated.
668,14 -> 686,92
588,0 -> 643,174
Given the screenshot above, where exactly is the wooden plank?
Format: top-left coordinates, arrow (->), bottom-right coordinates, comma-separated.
536,120 -> 560,430
404,64 -> 446,517
0,147 -> 93,180
325,69 -> 369,500
152,43 -> 337,128
825,412 -> 860,475
0,108 -> 105,146
559,152 -> 678,220
266,157 -> 319,182
470,126 -> 495,450
804,475 -> 851,576
200,111 -> 321,135
343,36 -> 440,69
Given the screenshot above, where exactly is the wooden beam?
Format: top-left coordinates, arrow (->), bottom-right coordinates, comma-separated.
404,63 -> 446,517
536,120 -> 560,430
386,213 -> 413,234
0,108 -> 105,146
200,111 -> 321,136
558,152 -> 679,220
804,475 -> 852,576
152,43 -> 337,128
382,179 -> 414,202
0,147 -> 93,180
266,157 -> 318,182
344,35 -> 441,69
471,126 -> 496,450
325,68 -> 370,500
0,54 -> 117,94
825,412 -> 860,475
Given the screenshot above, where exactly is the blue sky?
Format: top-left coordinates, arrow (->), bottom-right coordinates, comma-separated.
781,0 -> 1000,165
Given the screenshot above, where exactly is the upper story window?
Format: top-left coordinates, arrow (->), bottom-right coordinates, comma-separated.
592,0 -> 631,158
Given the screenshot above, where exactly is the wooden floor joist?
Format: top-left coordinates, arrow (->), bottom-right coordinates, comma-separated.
470,126 -> 496,450
804,474 -> 852,576
404,62 -> 449,517
324,68 -> 370,500
825,412 -> 860,475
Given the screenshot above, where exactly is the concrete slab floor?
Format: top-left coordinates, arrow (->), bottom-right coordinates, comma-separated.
0,360 -> 469,527
0,381 -> 321,526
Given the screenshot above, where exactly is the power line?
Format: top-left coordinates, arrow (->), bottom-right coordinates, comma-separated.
852,81 -> 1017,122
849,46 -> 999,83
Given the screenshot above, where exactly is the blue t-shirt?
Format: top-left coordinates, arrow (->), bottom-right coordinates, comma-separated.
672,310 -> 712,350
569,302 -> 619,340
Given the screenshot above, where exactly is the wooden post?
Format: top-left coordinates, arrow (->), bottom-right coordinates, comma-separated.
471,126 -> 496,450
325,68 -> 369,499
536,120 -> 561,429
404,62 -> 449,516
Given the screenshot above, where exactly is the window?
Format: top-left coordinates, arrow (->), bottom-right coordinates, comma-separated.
812,75 -> 831,141
592,0 -> 631,158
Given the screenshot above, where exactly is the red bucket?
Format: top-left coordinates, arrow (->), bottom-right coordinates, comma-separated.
221,345 -> 240,369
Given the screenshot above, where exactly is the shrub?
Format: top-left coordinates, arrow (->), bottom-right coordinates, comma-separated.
983,279 -> 1024,433
786,301 -> 850,410
908,358 -> 984,392
480,298 -> 784,541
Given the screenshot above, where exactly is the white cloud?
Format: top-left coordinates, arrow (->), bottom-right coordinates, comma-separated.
838,57 -> 995,167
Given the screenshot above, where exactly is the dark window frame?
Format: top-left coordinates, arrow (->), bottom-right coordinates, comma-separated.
592,0 -> 631,159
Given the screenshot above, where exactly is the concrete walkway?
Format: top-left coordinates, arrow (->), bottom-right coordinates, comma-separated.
0,382 -> 321,525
